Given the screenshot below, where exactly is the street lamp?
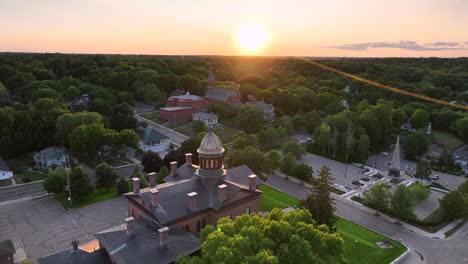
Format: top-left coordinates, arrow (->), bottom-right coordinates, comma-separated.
66,172 -> 72,209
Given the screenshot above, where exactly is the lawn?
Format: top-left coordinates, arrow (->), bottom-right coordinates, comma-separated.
259,185 -> 301,212
336,217 -> 407,264
432,130 -> 464,150
54,186 -> 120,210
140,112 -> 166,124
175,122 -> 240,144
14,171 -> 47,183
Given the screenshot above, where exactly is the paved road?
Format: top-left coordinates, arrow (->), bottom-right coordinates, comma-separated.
0,196 -> 128,261
136,114 -> 190,146
0,182 -> 46,203
265,173 -> 468,264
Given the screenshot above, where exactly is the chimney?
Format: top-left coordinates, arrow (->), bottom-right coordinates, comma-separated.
159,226 -> 169,247
187,192 -> 198,210
218,184 -> 227,202
71,240 -> 79,251
125,216 -> 135,235
248,175 -> 257,190
170,161 -> 178,177
185,153 -> 192,166
148,172 -> 156,187
132,177 -> 140,194
150,188 -> 159,207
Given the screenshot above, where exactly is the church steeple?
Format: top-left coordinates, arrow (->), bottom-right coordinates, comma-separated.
207,65 -> 216,89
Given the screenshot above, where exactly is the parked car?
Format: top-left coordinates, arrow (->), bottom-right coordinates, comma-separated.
380,152 -> 389,156
432,175 -> 439,180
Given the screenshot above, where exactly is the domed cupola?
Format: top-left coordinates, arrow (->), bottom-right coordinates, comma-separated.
196,132 -> 225,182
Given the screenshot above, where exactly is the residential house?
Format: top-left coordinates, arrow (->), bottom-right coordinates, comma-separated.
34,147 -> 70,170
138,127 -> 170,153
454,145 -> 468,174
245,95 -> 275,120
192,112 -> 219,128
400,121 -> 432,135
0,157 -> 13,181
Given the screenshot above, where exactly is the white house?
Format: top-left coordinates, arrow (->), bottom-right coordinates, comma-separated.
0,157 -> 13,180
454,145 -> 468,174
192,112 -> 219,128
138,127 -> 170,153
34,147 -> 70,170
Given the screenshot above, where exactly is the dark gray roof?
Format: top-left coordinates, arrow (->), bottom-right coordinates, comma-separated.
226,165 -> 263,187
139,127 -> 169,143
163,163 -> 197,183
38,247 -> 110,264
36,147 -> 67,160
169,94 -> 204,100
0,157 -> 10,171
246,100 -> 274,111
192,112 -> 218,120
95,221 -> 200,264
0,239 -> 15,257
204,88 -> 240,102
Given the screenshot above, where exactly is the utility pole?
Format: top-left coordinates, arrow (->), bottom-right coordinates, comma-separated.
67,171 -> 72,209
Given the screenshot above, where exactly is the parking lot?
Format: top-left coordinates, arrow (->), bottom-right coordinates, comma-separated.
0,196 -> 128,261
0,182 -> 46,203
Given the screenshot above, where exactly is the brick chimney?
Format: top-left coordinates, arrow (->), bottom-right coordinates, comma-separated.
148,172 -> 156,187
218,184 -> 227,202
170,161 -> 178,177
71,240 -> 79,251
150,188 -> 158,207
159,226 -> 169,247
132,177 -> 140,194
185,153 -> 192,166
125,216 -> 135,235
187,192 -> 198,210
248,175 -> 257,190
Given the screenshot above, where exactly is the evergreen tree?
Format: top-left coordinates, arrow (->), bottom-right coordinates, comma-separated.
302,166 -> 336,228
95,162 -> 117,189
70,166 -> 93,201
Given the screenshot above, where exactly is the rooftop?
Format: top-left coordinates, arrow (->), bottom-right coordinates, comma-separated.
159,106 -> 193,111
38,245 -> 110,264
198,132 -> 224,156
138,127 -> 169,143
192,112 -> 218,119
35,146 -> 68,160
169,93 -> 204,101
204,88 -> 240,102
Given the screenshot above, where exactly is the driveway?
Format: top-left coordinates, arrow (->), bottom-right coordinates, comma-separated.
0,182 -> 46,203
0,196 -> 128,261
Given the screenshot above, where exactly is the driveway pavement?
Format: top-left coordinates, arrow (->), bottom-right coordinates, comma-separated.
136,114 -> 190,146
0,196 -> 128,261
0,182 -> 46,203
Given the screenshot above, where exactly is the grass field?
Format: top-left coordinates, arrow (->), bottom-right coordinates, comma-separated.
432,130 -> 464,150
175,122 -> 240,144
14,171 -> 46,183
140,112 -> 166,124
55,186 -> 119,210
259,185 -> 301,212
336,217 -> 407,264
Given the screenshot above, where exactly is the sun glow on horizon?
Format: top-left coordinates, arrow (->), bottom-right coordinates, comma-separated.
236,22 -> 269,54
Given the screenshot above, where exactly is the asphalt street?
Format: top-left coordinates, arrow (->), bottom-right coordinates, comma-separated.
0,182 -> 46,203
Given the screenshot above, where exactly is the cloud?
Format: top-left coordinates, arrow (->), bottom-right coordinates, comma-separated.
327,40 -> 468,51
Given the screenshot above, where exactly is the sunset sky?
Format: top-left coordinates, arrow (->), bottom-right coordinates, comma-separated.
1,0 -> 468,57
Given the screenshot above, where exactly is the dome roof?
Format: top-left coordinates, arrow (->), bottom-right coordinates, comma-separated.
197,132 -> 224,156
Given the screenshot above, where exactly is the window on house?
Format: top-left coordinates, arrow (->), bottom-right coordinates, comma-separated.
246,207 -> 251,214
196,220 -> 201,233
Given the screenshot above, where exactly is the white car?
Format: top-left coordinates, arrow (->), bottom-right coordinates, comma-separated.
380,152 -> 389,156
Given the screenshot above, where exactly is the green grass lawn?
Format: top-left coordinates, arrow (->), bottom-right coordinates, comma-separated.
54,186 -> 120,210
432,130 -> 464,150
336,217 -> 407,264
259,185 -> 301,212
14,171 -> 47,183
141,112 -> 166,124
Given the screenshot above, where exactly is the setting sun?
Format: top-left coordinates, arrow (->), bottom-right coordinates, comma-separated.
236,23 -> 268,54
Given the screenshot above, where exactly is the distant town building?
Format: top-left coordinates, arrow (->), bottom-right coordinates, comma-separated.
204,66 -> 241,104
138,127 -> 170,153
453,145 -> 468,174
0,157 -> 13,181
167,93 -> 208,112
34,147 -> 70,170
192,112 -> 219,128
400,122 -> 432,135
245,95 -> 275,120
343,85 -> 359,95
159,106 -> 195,122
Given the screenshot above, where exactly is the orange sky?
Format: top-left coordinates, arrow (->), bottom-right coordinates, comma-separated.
1,0 -> 468,57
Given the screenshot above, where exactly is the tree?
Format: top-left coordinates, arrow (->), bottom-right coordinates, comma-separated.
390,185 -> 415,220
225,147 -> 269,178
193,120 -> 206,134
56,112 -> 104,144
281,141 -> 306,158
132,167 -> 149,188
116,177 -> 130,195
70,166 -> 93,201
267,150 -> 281,171
238,104 -> 265,134
304,111 -> 323,134
363,181 -> 391,212
453,116 -> 468,142
457,180 -> 468,195
355,134 -> 370,163
43,167 -> 67,194
156,166 -> 169,184
292,163 -> 313,181
404,132 -> 430,160
392,109 -> 407,128
415,160 -> 432,181
95,163 -> 117,189
280,153 -> 297,175
141,151 -> 164,173
302,166 -> 335,228
177,209 -> 345,264
410,183 -> 430,200
410,109 -> 429,130
439,190 -> 468,220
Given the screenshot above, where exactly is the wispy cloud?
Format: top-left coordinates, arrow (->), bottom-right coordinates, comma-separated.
327,40 -> 468,51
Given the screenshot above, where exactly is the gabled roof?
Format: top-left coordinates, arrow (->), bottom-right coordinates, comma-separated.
96,221 -> 200,264
35,147 -> 67,160
138,127 -> 169,143
163,163 -> 197,182
226,165 -> 263,187
246,100 -> 274,111
192,112 -> 218,120
204,88 -> 240,102
0,239 -> 15,257
0,157 -> 10,172
38,247 -> 110,264
169,94 -> 204,101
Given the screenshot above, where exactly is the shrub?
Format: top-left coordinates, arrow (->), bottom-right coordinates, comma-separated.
22,177 -> 31,183
410,183 -> 431,200
116,177 -> 129,195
